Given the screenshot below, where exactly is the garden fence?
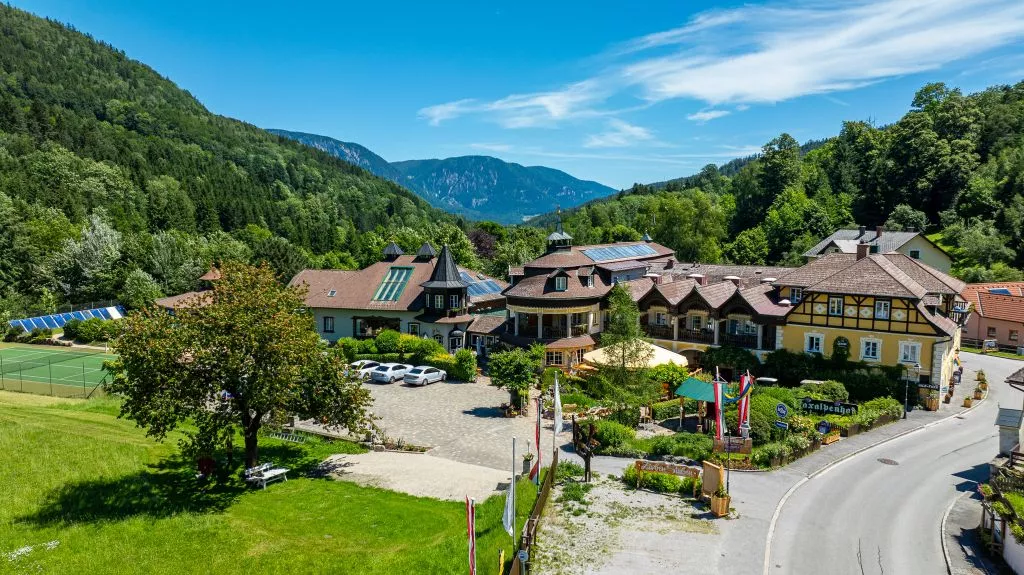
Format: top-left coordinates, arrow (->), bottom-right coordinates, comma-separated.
508,447 -> 558,575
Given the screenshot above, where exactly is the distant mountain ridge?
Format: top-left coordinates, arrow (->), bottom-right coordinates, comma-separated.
270,130 -> 618,223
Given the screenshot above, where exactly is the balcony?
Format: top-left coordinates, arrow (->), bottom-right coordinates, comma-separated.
542,325 -> 567,339
644,324 -> 673,340
720,332 -> 758,349
679,328 -> 715,345
571,323 -> 590,337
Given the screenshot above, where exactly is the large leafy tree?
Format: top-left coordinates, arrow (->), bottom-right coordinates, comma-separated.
107,262 -> 373,467
598,284 -> 657,406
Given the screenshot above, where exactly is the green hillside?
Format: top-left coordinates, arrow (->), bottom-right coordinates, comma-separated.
0,5 -> 463,318
530,82 -> 1024,281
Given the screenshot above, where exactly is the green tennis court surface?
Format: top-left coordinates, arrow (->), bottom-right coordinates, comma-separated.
0,343 -> 116,398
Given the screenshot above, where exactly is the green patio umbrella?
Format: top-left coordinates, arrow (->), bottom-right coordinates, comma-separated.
674,376 -> 716,403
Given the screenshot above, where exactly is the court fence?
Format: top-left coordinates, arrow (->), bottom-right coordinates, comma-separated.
0,355 -> 109,399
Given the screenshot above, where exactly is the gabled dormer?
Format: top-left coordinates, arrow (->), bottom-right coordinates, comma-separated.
549,268 -> 571,292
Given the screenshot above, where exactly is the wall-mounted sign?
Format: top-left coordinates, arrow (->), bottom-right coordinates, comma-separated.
775,420 -> 789,430
775,403 -> 789,418
801,397 -> 858,416
918,381 -> 940,390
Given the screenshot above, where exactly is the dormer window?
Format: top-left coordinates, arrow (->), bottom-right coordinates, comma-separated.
555,276 -> 568,291
584,275 -> 593,288
327,290 -> 336,297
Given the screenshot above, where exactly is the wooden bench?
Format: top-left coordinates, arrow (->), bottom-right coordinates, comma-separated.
244,462 -> 289,489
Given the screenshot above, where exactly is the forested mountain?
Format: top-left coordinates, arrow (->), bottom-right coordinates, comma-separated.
272,129 -> 618,223
0,5 -> 473,320
266,129 -> 403,183
527,83 -> 1024,283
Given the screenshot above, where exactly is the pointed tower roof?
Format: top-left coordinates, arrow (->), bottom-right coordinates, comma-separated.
383,241 -> 404,259
420,245 -> 469,289
642,232 -> 653,242
416,242 -> 437,259
546,215 -> 573,242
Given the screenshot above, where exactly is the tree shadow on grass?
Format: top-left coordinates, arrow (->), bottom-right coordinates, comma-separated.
19,442 -> 328,527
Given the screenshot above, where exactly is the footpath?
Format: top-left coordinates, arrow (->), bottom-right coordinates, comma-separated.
943,491 -> 1012,575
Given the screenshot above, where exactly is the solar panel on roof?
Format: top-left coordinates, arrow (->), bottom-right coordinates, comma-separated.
372,266 -> 414,301
96,308 -> 112,319
582,244 -> 658,262
989,288 -> 1012,295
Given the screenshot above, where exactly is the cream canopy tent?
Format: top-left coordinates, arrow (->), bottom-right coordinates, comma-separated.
582,341 -> 688,369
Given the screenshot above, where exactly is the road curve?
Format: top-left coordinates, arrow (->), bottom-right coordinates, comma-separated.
767,353 -> 1021,575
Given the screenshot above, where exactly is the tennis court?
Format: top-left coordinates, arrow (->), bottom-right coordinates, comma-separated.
0,343 -> 115,398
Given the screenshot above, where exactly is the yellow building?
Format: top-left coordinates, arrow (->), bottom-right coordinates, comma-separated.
803,226 -> 952,272
776,248 -> 967,390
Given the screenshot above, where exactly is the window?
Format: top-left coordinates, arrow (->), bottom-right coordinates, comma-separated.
583,275 -> 593,287
433,334 -> 444,344
434,294 -> 444,309
874,300 -> 890,320
655,312 -> 667,326
1012,330 -> 1019,342
805,334 -> 823,354
450,294 -> 460,309
909,249 -> 921,259
691,315 -> 702,330
861,339 -> 880,361
327,289 -> 336,297
545,351 -> 564,366
322,316 -> 335,334
407,322 -> 420,336
828,296 -> 844,316
449,336 -> 462,351
555,276 -> 568,291
791,288 -> 803,303
988,326 -> 998,338
899,342 -> 920,364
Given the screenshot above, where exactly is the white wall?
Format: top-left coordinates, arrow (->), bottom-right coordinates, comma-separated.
1004,531 -> 1024,574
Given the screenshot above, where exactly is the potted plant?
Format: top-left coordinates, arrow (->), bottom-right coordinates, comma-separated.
974,387 -> 984,400
522,452 -> 534,477
710,485 -> 730,517
977,369 -> 986,383
963,397 -> 973,408
926,396 -> 940,411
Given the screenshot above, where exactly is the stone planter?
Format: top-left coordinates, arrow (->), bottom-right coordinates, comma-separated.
974,389 -> 984,400
710,494 -> 730,517
963,397 -> 973,408
521,458 -> 533,477
926,397 -> 939,411
980,382 -> 988,391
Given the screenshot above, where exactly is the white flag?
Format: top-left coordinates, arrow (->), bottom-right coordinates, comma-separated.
553,371 -> 563,435
502,438 -> 516,536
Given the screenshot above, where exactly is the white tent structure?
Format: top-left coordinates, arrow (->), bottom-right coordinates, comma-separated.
582,340 -> 688,369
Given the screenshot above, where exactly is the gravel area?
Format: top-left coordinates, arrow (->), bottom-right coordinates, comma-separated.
321,451 -> 511,501
531,475 -> 718,575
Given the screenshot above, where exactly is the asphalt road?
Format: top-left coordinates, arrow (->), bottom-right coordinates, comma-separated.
768,353 -> 1022,575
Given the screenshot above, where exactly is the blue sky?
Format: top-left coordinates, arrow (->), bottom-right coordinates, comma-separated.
12,0 -> 1024,188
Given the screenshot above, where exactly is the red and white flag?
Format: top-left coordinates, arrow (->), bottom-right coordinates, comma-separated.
530,397 -> 541,484
713,367 -> 725,441
465,495 -> 477,575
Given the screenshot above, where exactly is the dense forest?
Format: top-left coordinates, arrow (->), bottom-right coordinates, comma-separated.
527,82 -> 1024,282
0,6 -> 482,320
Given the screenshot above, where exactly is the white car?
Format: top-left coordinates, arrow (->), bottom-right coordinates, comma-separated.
370,363 -> 412,384
404,366 -> 447,386
348,360 -> 380,379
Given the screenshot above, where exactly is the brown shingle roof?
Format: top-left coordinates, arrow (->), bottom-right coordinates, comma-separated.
154,290 -> 210,310
621,278 -> 655,301
199,267 -> 221,281
653,279 -> 697,305
738,284 -> 790,317
696,281 -> 737,308
467,315 -> 507,334
503,272 -> 608,300
545,334 -> 597,349
801,254 -> 927,299
775,253 -> 858,287
883,253 -> 965,295
524,241 -> 674,270
918,302 -> 959,336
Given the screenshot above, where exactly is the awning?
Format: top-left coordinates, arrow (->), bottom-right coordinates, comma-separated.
582,340 -> 688,369
675,376 -> 715,402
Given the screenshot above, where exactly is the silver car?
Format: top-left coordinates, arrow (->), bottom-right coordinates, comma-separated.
348,360 -> 380,379
404,366 -> 447,386
370,363 -> 412,384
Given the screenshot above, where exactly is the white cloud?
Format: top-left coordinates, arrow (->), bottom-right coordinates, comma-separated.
584,119 -> 655,148
419,0 -> 1024,127
468,143 -> 513,153
686,110 -> 731,123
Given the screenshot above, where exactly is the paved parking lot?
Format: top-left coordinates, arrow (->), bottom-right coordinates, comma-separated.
364,377 -> 543,471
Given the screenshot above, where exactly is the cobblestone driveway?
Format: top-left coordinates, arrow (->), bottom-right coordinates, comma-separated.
365,377 -> 541,471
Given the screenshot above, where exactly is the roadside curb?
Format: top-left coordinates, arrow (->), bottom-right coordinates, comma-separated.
762,395 -> 987,574
941,490 -> 971,575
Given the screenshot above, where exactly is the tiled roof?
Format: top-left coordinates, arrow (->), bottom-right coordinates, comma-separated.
545,334 -> 596,349
467,315 -> 507,334
503,270 -> 608,300
198,267 -> 221,281
621,278 -> 655,301
421,245 -> 468,289
775,253 -> 858,287
696,281 -> 737,308
290,256 -> 503,311
597,260 -> 649,272
883,253 -> 965,295
806,255 -> 927,299
974,292 -> 1024,324
154,290 -> 211,310
668,262 -> 796,286
1009,367 -> 1024,385
652,279 -> 697,305
738,283 -> 791,317
509,266 -> 525,277
918,301 -> 959,336
804,228 -> 921,257
524,241 -> 674,269
962,282 -> 1024,314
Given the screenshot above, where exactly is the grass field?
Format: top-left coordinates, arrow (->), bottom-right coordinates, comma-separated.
0,343 -> 115,398
960,345 -> 1024,361
0,391 -> 538,574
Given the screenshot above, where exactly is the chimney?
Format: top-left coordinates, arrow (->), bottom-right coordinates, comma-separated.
856,242 -> 870,260
724,275 -> 741,286
687,273 -> 706,286
875,225 -> 883,239
645,273 -> 662,285
858,225 -> 866,238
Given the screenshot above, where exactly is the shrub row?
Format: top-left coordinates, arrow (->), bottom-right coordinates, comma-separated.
63,318 -> 119,342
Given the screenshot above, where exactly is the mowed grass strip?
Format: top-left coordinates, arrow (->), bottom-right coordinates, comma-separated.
0,391 -> 537,574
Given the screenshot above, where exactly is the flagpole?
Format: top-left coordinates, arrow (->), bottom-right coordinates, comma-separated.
471,497 -> 476,575
511,436 -> 517,547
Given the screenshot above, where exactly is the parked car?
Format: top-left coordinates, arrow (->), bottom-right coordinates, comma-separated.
348,359 -> 380,379
370,363 -> 412,383
404,366 -> 447,386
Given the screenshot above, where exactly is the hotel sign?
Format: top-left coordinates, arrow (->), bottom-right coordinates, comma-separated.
801,398 -> 858,416
635,460 -> 701,478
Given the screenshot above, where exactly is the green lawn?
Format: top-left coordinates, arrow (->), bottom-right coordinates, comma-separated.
0,392 -> 536,574
960,345 -> 1024,361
